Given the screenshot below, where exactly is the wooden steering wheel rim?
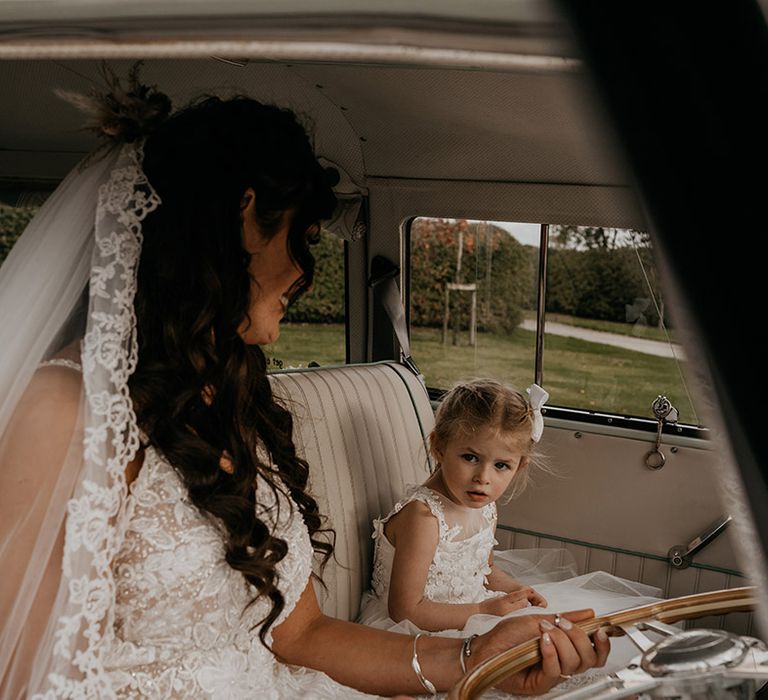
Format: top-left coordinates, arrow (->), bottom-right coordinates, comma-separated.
447,586 -> 757,700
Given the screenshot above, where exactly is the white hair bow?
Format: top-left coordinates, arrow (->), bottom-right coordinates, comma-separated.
526,383 -> 549,443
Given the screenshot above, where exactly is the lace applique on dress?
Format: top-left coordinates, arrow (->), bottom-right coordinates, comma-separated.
369,486 -> 498,606
360,488 -> 665,700
105,447 -> 376,699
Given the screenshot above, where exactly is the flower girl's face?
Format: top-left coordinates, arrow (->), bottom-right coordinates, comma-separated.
433,427 -> 523,509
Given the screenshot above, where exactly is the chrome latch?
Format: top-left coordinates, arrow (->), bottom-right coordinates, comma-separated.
645,395 -> 678,470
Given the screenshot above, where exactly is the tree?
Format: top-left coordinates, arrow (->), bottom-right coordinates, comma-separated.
0,205 -> 37,264
410,218 -> 535,334
546,225 -> 669,327
285,231 -> 345,323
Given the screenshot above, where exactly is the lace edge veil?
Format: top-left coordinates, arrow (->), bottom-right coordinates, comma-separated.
0,143 -> 160,698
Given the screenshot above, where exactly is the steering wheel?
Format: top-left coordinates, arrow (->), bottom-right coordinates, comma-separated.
448,586 -> 758,699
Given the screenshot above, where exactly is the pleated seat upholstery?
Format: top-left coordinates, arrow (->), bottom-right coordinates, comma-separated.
270,362 -> 434,621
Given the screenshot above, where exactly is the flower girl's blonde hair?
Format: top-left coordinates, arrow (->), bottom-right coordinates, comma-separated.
428,379 -> 541,499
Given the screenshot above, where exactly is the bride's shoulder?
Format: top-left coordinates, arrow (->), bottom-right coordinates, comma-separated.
17,343 -> 83,427
1,344 -> 82,486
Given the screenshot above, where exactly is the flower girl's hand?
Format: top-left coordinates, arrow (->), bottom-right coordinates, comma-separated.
479,591 -> 533,616
505,580 -> 548,608
525,586 -> 547,608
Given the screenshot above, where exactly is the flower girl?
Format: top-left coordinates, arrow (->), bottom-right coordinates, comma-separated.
358,379 -> 661,678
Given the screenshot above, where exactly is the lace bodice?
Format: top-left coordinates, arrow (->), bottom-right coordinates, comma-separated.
370,486 -> 499,605
105,446 -> 374,699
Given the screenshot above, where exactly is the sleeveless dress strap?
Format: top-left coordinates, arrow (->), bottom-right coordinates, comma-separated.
38,358 -> 83,372
37,355 -> 153,446
373,485 -> 452,540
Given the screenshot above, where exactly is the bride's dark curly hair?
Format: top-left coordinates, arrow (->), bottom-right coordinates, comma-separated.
130,96 -> 337,645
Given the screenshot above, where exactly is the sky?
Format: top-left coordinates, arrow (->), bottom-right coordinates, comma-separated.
443,219 -> 641,249
485,221 -> 640,249
485,221 -> 541,247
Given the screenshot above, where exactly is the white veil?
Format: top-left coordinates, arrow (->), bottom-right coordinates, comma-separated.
0,143 -> 160,697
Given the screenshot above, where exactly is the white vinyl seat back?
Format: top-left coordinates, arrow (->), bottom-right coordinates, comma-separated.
270,362 -> 434,621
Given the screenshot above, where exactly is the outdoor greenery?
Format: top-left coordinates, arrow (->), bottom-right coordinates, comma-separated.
282,219 -> 667,334
3,206 -> 691,422
0,204 -> 37,263
525,311 -> 672,343
546,225 -> 667,328
264,322 -> 347,370
409,218 -> 534,333
1,212 -> 667,336
265,323 -> 698,424
284,230 -> 346,323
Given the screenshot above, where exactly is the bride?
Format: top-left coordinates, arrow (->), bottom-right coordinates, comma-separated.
0,68 -> 609,698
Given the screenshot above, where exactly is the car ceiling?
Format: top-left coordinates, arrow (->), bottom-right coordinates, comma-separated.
0,0 -> 626,194
0,57 -> 627,192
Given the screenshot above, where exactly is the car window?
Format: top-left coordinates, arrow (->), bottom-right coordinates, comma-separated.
0,199 -> 39,265
543,224 -> 698,423
409,216 -> 700,425
264,228 -> 347,369
408,216 -> 538,392
1,198 -> 348,370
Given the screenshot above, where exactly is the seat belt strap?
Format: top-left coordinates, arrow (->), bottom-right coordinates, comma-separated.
369,255 -> 424,382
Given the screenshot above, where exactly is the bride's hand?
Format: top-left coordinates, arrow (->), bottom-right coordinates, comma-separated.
467,609 -> 610,695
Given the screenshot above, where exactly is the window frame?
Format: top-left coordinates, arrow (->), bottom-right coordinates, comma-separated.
404,216 -> 708,440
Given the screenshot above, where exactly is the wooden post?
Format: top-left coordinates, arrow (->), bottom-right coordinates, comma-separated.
446,283 -> 477,347
452,230 -> 464,346
442,285 -> 450,344
469,289 -> 477,346
485,224 -> 493,326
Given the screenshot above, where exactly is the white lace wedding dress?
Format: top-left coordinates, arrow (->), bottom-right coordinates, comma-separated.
103,444 -> 377,699
358,485 -> 664,697
360,485 -> 502,621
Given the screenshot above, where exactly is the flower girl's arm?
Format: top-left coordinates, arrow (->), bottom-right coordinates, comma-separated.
385,501 -> 524,630
486,552 -> 548,607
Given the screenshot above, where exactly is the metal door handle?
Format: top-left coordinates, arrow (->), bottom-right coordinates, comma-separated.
668,515 -> 732,569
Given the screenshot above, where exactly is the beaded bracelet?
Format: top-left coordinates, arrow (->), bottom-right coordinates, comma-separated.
411,633 -> 437,695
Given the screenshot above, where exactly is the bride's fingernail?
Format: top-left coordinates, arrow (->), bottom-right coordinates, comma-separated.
542,632 -> 552,645
596,629 -> 608,641
558,617 -> 573,630
540,620 -> 555,631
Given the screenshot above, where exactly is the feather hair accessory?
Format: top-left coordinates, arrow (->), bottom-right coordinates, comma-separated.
55,61 -> 172,149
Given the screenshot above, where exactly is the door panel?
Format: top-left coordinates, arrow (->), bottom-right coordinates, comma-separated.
497,423 -> 751,632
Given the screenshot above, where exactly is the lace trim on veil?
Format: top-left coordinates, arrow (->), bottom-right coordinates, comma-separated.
38,144 -> 160,698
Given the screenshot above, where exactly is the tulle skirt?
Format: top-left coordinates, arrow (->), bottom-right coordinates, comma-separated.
358,548 -> 664,697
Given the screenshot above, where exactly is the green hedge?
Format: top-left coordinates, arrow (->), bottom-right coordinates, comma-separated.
545,245 -> 665,326
0,205 -> 37,264
2,208 -> 665,330
409,219 -> 535,333
285,231 -> 345,323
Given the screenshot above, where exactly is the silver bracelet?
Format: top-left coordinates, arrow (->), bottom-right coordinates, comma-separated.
411,632 -> 437,696
459,633 -> 479,674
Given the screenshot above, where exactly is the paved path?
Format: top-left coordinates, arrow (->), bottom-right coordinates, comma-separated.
519,319 -> 685,359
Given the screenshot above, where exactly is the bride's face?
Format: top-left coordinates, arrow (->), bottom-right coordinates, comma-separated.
239,189 -> 306,346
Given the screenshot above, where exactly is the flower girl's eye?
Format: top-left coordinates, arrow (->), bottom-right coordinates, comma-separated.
495,462 -> 511,471
461,453 -> 478,463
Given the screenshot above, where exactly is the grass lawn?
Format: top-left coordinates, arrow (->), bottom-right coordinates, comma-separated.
264,322 -> 347,370
523,310 -> 674,344
266,323 -> 699,424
